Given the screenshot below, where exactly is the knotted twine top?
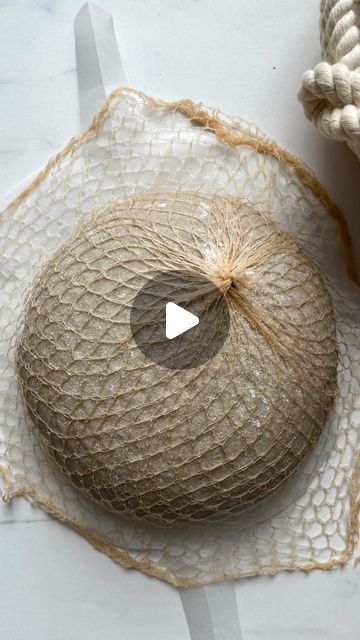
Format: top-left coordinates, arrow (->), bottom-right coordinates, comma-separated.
0,89 -> 359,585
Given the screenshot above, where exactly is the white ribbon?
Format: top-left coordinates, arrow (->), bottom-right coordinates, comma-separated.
180,582 -> 243,640
73,5 -> 243,638
74,2 -> 129,129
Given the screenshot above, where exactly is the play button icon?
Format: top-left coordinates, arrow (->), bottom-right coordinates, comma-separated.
165,302 -> 199,339
130,269 -> 230,370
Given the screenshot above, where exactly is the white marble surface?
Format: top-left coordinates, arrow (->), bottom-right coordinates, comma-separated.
0,1 -> 359,638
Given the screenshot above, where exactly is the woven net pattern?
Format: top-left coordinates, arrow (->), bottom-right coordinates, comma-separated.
16,193 -> 338,526
0,89 -> 360,586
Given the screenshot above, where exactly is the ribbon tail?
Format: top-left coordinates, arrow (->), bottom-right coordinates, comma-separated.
180,581 -> 243,640
74,1 -> 129,129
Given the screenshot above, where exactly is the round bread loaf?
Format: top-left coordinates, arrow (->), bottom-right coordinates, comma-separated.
17,192 -> 338,525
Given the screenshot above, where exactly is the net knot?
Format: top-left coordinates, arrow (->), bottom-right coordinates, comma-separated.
208,262 -> 246,298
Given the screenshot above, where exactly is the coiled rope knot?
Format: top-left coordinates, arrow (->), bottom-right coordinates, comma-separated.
298,0 -> 360,157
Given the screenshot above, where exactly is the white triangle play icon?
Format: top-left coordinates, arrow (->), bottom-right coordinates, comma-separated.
165,302 -> 199,340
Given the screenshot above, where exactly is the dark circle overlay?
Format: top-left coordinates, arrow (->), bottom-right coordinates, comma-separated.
130,269 -> 230,370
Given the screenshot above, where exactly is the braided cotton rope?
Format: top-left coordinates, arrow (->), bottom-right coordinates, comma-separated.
298,0 -> 360,159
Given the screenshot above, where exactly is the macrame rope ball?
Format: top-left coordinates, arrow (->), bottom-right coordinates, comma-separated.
16,192 -> 338,526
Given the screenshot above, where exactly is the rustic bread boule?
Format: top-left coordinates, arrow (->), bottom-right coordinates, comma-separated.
16,192 -> 338,525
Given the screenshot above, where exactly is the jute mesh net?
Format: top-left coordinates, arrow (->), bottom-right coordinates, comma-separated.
16,193 -> 338,525
1,88 -> 360,586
